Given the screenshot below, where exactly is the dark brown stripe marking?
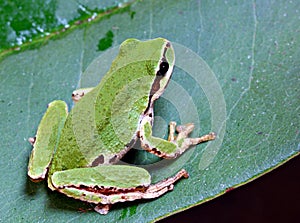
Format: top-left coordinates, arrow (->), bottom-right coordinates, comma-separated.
109,155 -> 118,164
91,154 -> 104,166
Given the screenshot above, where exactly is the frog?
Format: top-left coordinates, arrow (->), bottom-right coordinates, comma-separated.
27,38 -> 216,214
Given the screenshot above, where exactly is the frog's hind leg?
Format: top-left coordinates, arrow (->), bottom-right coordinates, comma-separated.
51,165 -> 188,215
93,169 -> 189,214
140,118 -> 216,159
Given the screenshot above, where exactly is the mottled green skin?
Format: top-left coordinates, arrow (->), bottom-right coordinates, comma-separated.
27,100 -> 67,181
143,122 -> 177,155
27,38 -> 217,213
49,39 -> 173,179
28,38 -> 175,195
52,165 -> 150,189
52,165 -> 151,204
49,61 -> 156,176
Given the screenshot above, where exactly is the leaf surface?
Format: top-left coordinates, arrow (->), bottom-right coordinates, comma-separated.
0,1 -> 299,222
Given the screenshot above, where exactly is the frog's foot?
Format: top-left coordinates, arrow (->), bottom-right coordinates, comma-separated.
174,122 -> 216,146
145,169 -> 189,194
168,121 -> 195,141
140,120 -> 216,159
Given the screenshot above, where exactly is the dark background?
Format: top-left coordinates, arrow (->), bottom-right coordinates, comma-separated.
162,154 -> 300,223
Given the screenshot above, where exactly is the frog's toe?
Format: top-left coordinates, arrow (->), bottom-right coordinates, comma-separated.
94,204 -> 111,215
176,123 -> 194,134
28,137 -> 36,145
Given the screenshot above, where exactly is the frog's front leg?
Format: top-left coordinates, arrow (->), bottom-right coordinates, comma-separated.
140,116 -> 216,159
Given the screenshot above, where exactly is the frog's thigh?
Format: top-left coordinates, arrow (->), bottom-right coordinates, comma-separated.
28,100 -> 68,181
51,165 -> 152,204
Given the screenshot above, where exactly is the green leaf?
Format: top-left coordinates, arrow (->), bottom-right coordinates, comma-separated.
0,0 -> 299,222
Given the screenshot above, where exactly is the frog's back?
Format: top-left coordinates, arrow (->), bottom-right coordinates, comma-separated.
50,38 -> 170,172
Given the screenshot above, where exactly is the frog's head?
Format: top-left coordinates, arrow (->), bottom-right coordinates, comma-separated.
121,38 -> 175,105
148,38 -> 175,103
113,37 -> 175,104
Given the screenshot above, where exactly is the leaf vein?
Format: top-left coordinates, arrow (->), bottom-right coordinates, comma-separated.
197,0 -> 204,54
225,0 -> 258,120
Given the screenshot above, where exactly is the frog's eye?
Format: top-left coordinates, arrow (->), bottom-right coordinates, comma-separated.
157,62 -> 169,76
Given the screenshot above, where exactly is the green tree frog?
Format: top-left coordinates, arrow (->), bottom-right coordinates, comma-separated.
27,38 -> 216,214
